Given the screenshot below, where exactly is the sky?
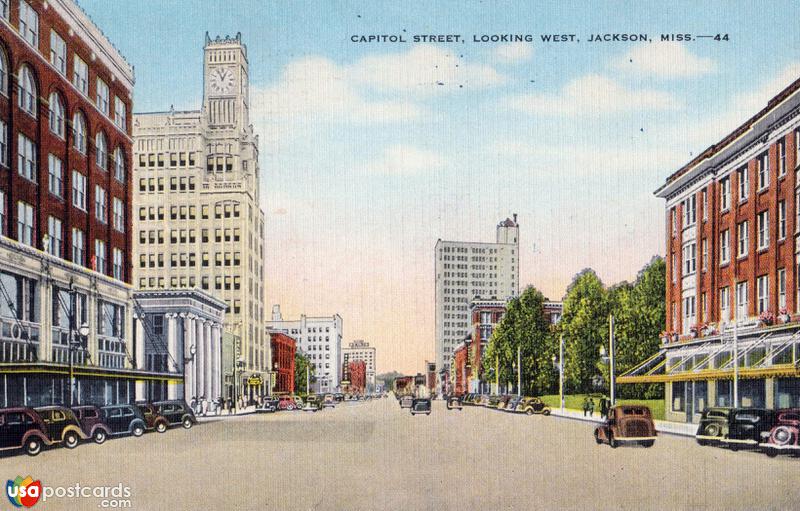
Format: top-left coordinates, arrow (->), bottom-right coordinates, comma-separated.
79,0 -> 800,375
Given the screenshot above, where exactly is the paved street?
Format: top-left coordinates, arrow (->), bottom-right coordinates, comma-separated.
3,398 -> 800,510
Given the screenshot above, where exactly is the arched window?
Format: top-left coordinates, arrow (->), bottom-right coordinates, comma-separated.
17,65 -> 36,116
48,92 -> 65,137
113,146 -> 124,182
72,112 -> 86,154
95,131 -> 107,170
0,47 -> 8,96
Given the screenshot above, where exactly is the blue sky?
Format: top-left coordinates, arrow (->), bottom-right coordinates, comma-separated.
80,1 -> 800,374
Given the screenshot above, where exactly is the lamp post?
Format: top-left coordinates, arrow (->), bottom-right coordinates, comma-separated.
233,357 -> 245,413
67,279 -> 89,407
551,334 -> 564,412
184,344 -> 196,402
516,345 -> 521,397
600,314 -> 616,406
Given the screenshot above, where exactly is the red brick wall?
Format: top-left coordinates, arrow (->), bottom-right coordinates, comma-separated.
0,0 -> 133,283
270,332 -> 296,393
348,360 -> 366,393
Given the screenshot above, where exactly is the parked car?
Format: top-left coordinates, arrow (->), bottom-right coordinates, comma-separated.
515,397 -> 552,416
292,396 -> 304,408
71,405 -> 112,444
505,396 -> 523,412
35,406 -> 87,449
0,407 -> 53,456
323,394 -> 336,408
256,398 -> 279,413
411,398 -> 432,415
759,409 -> 800,457
487,395 -> 501,408
135,403 -> 169,433
400,395 -> 414,408
303,395 -> 323,412
696,407 -> 777,450
100,404 -> 147,438
446,395 -> 463,410
152,400 -> 197,429
334,393 -> 345,402
278,396 -> 297,411
594,405 -> 657,448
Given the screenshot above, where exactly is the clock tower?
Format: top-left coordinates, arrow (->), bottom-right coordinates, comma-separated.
203,32 -> 249,129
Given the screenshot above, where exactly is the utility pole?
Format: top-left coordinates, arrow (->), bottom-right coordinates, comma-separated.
68,284 -> 76,407
306,364 -> 310,395
495,355 -> 499,394
609,314 -> 616,406
516,345 -> 521,397
559,335 -> 564,411
731,277 -> 739,408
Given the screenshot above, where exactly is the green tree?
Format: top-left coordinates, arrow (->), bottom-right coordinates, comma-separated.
559,269 -> 609,393
377,371 -> 402,391
294,351 -> 316,395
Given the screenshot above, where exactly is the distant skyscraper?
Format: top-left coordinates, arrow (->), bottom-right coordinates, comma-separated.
434,216 -> 520,377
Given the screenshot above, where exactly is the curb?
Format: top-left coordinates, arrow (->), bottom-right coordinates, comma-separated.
549,408 -> 695,438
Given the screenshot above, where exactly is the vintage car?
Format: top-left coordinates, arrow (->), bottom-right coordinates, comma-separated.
135,403 -> 170,433
515,397 -> 551,416
487,395 -> 501,408
695,407 -> 777,450
35,406 -> 88,449
0,407 -> 53,456
153,400 -> 197,429
323,394 -> 336,408
277,396 -> 297,411
446,395 -> 463,410
256,398 -> 279,413
496,395 -> 513,411
292,396 -> 305,408
505,396 -> 523,412
760,409 -> 800,457
594,405 -> 657,448
100,405 -> 147,438
399,395 -> 414,408
302,395 -> 323,412
334,393 -> 345,402
71,405 -> 112,444
411,398 -> 432,415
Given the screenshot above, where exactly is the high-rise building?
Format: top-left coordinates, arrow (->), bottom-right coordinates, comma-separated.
267,305 -> 342,393
342,340 -> 376,391
132,33 -> 267,399
434,216 -> 520,378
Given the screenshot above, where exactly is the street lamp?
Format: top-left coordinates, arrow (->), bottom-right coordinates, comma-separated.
69,322 -> 89,407
184,344 -> 196,402
551,335 -> 565,411
600,314 -> 616,406
234,356 -> 245,413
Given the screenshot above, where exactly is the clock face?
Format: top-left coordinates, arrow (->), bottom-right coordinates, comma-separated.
209,67 -> 235,94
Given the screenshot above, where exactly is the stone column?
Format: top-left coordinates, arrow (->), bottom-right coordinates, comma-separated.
184,315 -> 195,403
37,279 -> 51,363
167,314 -> 178,372
203,320 -> 213,399
195,318 -> 205,400
212,324 -> 222,398
134,315 -> 146,400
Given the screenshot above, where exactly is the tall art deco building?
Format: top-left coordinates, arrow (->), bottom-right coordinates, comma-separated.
132,33 -> 268,397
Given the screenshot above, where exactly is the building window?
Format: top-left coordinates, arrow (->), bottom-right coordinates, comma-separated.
736,282 -> 748,320
113,147 -> 125,182
73,55 -> 88,94
17,65 -> 36,116
737,221 -> 748,258
95,185 -> 107,223
48,92 -> 65,137
112,197 -> 124,232
114,96 -> 126,130
757,275 -> 769,314
670,208 -> 676,236
96,78 -> 109,115
17,133 -> 36,181
683,195 -> 696,227
778,139 -> 786,177
737,166 -> 748,202
720,287 -> 730,321
47,154 -> 63,198
702,189 -> 707,221
49,30 -> 66,75
0,0 -> 7,20
94,239 -> 106,274
47,216 -> 62,256
779,200 -> 786,240
0,119 -> 6,166
16,201 -> 33,246
73,112 -> 87,154
701,238 -> 708,271
720,230 -> 729,265
113,248 -> 123,280
778,268 -> 786,311
720,177 -> 730,211
757,211 -> 769,250
95,132 -> 107,170
757,152 -> 769,191
72,228 -> 85,265
19,1 -> 38,47
683,296 -> 696,335
0,189 -> 5,234
683,243 -> 696,275
0,47 -> 6,96
72,171 -> 87,211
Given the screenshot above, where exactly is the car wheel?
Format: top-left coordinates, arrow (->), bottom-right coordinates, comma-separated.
609,434 -> 618,449
93,430 -> 107,445
543,409 -> 551,416
182,418 -> 193,429
641,440 -> 655,448
132,424 -> 145,437
526,408 -> 534,416
704,423 -> 721,438
772,426 -> 793,446
25,437 -> 42,456
64,431 -> 80,449
696,439 -> 708,446
765,447 -> 778,458
156,422 -> 167,433
729,443 -> 740,452
594,431 -> 603,445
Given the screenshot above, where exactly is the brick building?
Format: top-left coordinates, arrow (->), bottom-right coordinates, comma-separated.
0,0 -> 174,408
345,360 -> 366,395
621,75 -> 800,423
269,330 -> 295,394
452,341 -> 470,395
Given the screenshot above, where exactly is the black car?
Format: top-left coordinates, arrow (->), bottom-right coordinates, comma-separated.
506,396 -> 523,412
100,405 -> 147,437
446,395 -> 463,410
411,398 -> 432,416
334,393 -> 345,402
257,398 -> 279,413
0,407 -> 53,456
153,400 -> 197,429
696,407 -> 778,450
34,406 -> 87,449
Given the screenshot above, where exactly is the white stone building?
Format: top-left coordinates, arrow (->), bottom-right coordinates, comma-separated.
342,340 -> 377,391
132,33 -> 268,398
435,216 -> 520,377
267,305 -> 342,393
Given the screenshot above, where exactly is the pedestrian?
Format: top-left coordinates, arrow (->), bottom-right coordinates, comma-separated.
216,396 -> 222,416
201,396 -> 208,417
190,396 -> 197,415
600,397 -> 609,419
582,396 -> 589,416
226,398 -> 232,415
588,398 -> 595,417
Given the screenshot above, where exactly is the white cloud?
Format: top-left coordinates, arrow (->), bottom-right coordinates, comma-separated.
492,42 -> 534,64
349,44 -> 507,94
612,42 -> 714,78
506,74 -> 680,116
362,144 -> 445,175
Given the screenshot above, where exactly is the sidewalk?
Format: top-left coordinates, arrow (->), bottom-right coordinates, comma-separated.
549,408 -> 696,437
196,406 -> 258,422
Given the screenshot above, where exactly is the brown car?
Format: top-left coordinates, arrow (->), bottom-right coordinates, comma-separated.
135,403 -> 169,433
594,405 -> 657,448
71,405 -> 112,444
